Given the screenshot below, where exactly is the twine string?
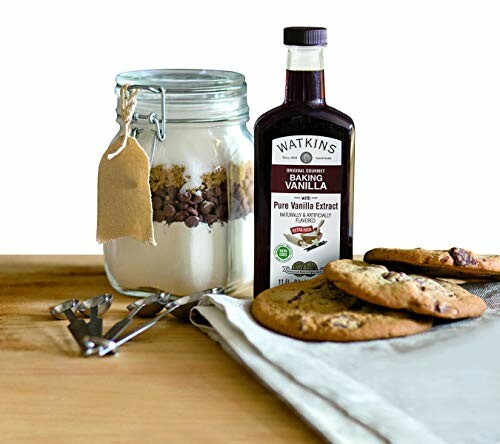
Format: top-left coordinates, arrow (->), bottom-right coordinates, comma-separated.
107,84 -> 138,160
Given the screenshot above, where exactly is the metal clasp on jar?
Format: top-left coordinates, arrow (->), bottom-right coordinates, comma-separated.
128,85 -> 167,166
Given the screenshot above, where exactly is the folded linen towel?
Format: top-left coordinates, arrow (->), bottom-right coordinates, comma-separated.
191,282 -> 500,444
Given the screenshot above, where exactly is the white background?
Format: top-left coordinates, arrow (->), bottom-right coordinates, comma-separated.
1,0 -> 499,254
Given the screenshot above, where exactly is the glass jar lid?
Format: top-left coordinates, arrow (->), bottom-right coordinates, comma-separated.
115,69 -> 249,123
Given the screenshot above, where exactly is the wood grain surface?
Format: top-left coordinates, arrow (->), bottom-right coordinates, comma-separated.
0,256 -> 322,443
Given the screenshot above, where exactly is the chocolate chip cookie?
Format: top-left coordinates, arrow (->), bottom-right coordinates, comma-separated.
364,247 -> 500,280
251,275 -> 433,341
325,260 -> 487,319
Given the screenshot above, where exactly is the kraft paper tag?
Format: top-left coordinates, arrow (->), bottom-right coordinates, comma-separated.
96,85 -> 156,245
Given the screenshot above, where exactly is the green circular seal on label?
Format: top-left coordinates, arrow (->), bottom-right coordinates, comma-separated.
274,243 -> 293,263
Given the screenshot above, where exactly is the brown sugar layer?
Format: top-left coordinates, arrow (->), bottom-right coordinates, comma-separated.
150,164 -> 186,192
202,165 -> 227,189
231,161 -> 254,219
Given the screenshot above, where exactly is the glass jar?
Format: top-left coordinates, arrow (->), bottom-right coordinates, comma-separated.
103,70 -> 254,298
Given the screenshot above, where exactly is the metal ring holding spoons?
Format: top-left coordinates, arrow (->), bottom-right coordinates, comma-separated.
77,294 -> 113,317
49,299 -> 79,320
83,336 -> 118,357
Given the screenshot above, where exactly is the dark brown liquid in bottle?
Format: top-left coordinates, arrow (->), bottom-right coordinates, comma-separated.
253,69 -> 355,297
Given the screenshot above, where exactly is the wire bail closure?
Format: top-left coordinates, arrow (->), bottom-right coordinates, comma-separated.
128,85 -> 167,165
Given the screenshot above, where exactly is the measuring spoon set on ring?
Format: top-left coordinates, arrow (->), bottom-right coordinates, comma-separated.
49,287 -> 225,357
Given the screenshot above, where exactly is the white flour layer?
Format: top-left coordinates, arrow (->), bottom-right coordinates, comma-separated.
104,221 -> 228,295
228,214 -> 254,289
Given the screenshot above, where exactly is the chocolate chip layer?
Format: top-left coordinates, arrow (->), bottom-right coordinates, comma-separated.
150,162 -> 254,228
151,185 -> 228,228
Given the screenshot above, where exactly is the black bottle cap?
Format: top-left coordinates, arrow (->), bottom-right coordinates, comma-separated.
284,27 -> 327,46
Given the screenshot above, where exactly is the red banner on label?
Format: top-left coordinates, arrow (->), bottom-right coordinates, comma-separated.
290,225 -> 314,234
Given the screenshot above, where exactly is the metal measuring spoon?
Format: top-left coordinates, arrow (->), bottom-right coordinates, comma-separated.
49,299 -> 94,353
104,292 -> 170,341
49,298 -> 79,320
97,296 -> 191,356
87,305 -> 103,337
78,294 -> 113,338
126,292 -> 171,318
97,289 -> 223,356
77,294 -> 113,317
170,286 -> 225,321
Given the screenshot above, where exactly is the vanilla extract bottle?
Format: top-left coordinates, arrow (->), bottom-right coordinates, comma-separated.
254,27 -> 355,296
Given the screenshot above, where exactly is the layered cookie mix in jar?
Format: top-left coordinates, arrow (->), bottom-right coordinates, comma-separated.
102,70 -> 254,297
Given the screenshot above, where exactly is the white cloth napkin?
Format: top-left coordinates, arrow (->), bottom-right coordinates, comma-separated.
190,283 -> 500,444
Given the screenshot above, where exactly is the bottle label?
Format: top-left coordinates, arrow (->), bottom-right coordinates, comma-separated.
270,135 -> 342,287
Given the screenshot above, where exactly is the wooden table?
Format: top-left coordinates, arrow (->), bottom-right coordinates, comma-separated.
0,256 -> 321,443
